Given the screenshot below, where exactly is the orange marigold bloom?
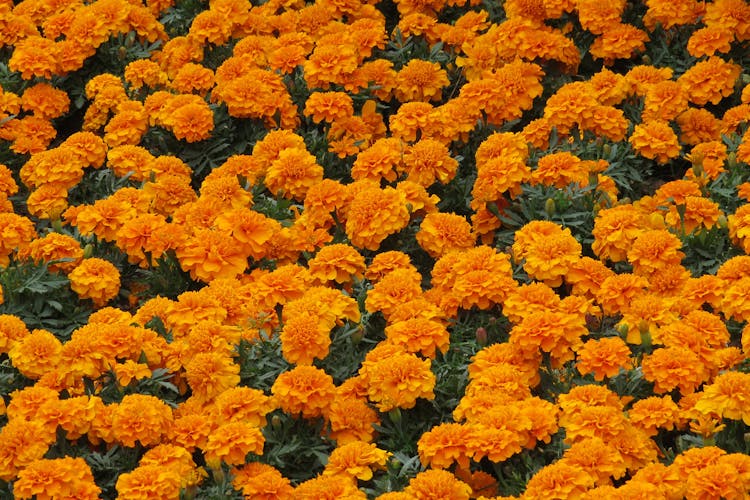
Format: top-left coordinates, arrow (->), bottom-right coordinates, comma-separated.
167,99 -> 214,143
21,82 -> 69,120
595,273 -> 649,315
401,138 -> 458,186
361,350 -> 436,412
543,81 -> 599,135
524,462 -> 596,499
111,394 -> 173,448
626,229 -> 684,276
68,258 -> 120,307
720,276 -> 750,322
294,475 -> 364,500
695,371 -> 750,425
688,141 -> 727,180
8,328 -> 62,379
14,456 -> 100,500
565,256 -> 616,298
232,462 -> 293,500
304,91 -> 354,123
688,26 -> 734,58
642,346 -> 707,394
307,243 -> 366,285
8,36 -> 58,80
394,59 -> 449,102
384,317 -> 449,358
18,232 -> 83,274
184,351 -> 240,404
510,310 -> 587,365
678,56 -> 742,106
642,80 -> 689,122
0,418 -> 57,481
116,464 -> 182,500
345,184 -> 410,251
303,41 -> 359,90
629,120 -> 681,164
515,223 -> 582,288
176,228 -> 249,283
416,212 -> 474,258
170,62 -> 214,95
676,107 -> 722,146
272,365 -> 336,419
328,393 -> 380,445
417,422 -> 472,469
561,437 -> 626,486
728,204 -> 750,253
280,311 -> 331,365
628,395 -> 680,436
576,336 -> 632,381
203,421 -> 264,469
264,147 -> 323,201
401,469 -> 471,499
589,23 -> 649,64
323,440 -> 390,481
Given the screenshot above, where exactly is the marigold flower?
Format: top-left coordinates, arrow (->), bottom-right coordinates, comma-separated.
203,421 -> 264,469
279,311 -> 331,365
361,350 -> 436,412
7,328 -> 61,380
323,441 -> 390,481
18,232 -> 83,274
167,99 -> 214,143
345,184 -> 410,251
294,474 -> 365,500
510,310 -> 587,365
68,257 -> 121,307
678,56 -> 742,106
304,91 -> 354,123
720,276 -> 750,322
116,464 -> 182,500
417,422 -> 472,469
642,346 -> 707,394
111,394 -> 173,448
394,59 -> 449,102
401,138 -> 458,186
328,394 -> 380,445
385,317 -> 449,358
515,222 -> 582,287
694,371 -> 750,425
596,273 -> 649,316
404,469 -> 472,500
272,365 -> 336,419
307,243 -> 366,285
629,120 -> 681,164
8,36 -> 59,80
576,336 -> 632,381
589,23 -> 649,64
264,147 -> 323,201
626,229 -> 684,276
183,351 -> 240,404
561,437 -> 627,485
14,456 -> 100,500
415,212 -> 474,258
176,228 -> 249,283
232,462 -> 293,500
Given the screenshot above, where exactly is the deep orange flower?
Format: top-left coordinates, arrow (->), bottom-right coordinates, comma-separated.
695,371 -> 750,425
626,229 -> 684,276
416,212 -> 474,258
111,394 -> 173,448
271,365 -> 337,419
68,258 -> 120,307
14,456 -> 100,500
510,310 -> 587,365
629,120 -> 681,164
264,147 -> 323,201
385,317 -> 449,358
596,273 -> 649,316
294,474 -> 365,500
589,23 -> 649,64
323,441 -> 390,481
327,394 -> 380,445
403,469 -> 472,499
304,91 -> 354,123
203,421 -> 264,469
401,138 -> 458,186
9,36 -> 59,80
394,59 -> 449,102
679,56 -> 742,106
417,422 -> 472,469
576,336 -> 632,381
167,99 -> 214,143
184,351 -> 240,404
360,350 -> 436,412
642,346 -> 707,394
115,464 -> 182,500
514,222 -> 582,287
232,462 -> 293,500
345,184 -> 410,251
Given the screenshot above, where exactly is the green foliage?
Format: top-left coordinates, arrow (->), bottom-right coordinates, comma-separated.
0,259 -> 91,340
262,411 -> 332,484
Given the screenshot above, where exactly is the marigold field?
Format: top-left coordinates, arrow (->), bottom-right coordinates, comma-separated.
1,0 -> 750,498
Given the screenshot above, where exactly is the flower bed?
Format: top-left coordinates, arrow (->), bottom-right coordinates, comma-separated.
1,0 -> 750,498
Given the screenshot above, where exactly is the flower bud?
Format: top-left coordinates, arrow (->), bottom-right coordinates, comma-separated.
545,198 -> 556,217
475,327 -> 488,346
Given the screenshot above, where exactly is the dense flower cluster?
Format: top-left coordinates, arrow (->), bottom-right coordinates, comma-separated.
1,0 -> 750,498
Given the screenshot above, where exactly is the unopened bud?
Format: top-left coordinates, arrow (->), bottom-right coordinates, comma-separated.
545,198 -> 556,217
602,144 -> 611,157
388,407 -> 402,425
728,152 -> 737,169
82,244 -> 93,258
475,327 -> 488,346
350,325 -> 364,345
717,214 -> 728,229
118,46 -> 127,60
271,415 -> 282,430
617,323 -> 629,337
641,54 -> 652,65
